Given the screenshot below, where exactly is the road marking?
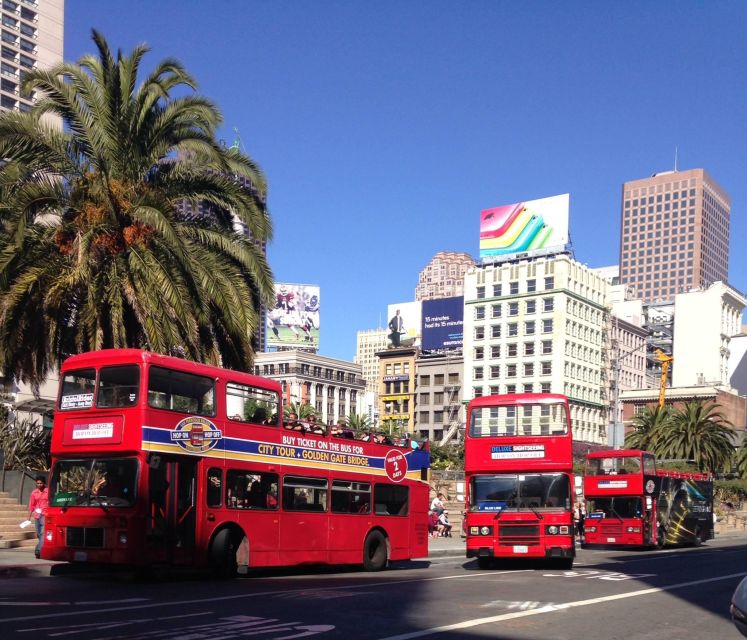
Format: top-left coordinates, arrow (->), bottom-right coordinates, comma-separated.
0,569 -> 531,623
375,571 -> 747,640
0,598 -> 148,607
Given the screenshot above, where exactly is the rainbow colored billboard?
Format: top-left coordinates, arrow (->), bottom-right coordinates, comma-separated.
479,193 -> 569,259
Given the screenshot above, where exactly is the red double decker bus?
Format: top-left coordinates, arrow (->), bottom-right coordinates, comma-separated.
42,349 -> 430,576
583,449 -> 713,548
464,393 -> 575,569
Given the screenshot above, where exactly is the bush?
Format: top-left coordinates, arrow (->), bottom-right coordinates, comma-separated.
0,418 -> 51,470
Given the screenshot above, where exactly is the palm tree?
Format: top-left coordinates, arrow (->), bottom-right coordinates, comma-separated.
346,413 -> 372,437
0,31 -> 273,386
656,401 -> 735,473
283,402 -> 318,421
736,438 -> 747,479
623,405 -> 671,451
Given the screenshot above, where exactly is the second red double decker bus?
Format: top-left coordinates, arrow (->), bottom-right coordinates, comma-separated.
464,393 -> 575,569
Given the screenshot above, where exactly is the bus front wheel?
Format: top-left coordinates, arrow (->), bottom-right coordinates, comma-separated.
210,528 -> 238,579
362,531 -> 388,571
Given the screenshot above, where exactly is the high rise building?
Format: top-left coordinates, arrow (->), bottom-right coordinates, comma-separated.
354,328 -> 389,395
415,251 -> 475,301
0,0 -> 64,114
619,169 -> 730,303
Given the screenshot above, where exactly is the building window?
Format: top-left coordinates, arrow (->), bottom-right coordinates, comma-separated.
433,391 -> 444,404
490,365 -> 500,379
542,340 -> 552,354
523,383 -> 534,393
506,384 -> 516,394
506,364 -> 516,378
434,374 -> 444,385
419,374 -> 430,386
490,345 -> 501,359
507,343 -> 518,357
523,363 -> 534,376
543,297 -> 554,312
474,346 -> 484,360
475,326 -> 485,340
491,303 -> 502,318
473,367 -> 484,380
541,361 -> 552,375
491,324 -> 501,339
510,282 -> 519,295
508,302 -> 519,316
525,321 -> 536,335
477,286 -> 485,299
419,393 -> 429,405
492,284 -> 502,296
473,387 -> 483,398
433,411 -> 444,424
541,382 -> 551,393
475,305 -> 485,320
524,342 -> 535,356
525,300 -> 536,314
542,319 -> 553,333
507,323 -> 518,337
527,279 -> 536,292
545,276 -> 555,289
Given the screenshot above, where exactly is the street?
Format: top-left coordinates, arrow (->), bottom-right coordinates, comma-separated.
0,537 -> 744,640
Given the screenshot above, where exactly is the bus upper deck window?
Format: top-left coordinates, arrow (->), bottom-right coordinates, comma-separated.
59,369 -> 96,410
147,366 -> 215,416
97,365 -> 140,408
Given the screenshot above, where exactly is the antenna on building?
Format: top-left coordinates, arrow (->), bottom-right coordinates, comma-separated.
674,146 -> 678,172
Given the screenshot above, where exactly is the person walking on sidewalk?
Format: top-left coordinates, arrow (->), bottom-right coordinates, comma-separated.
29,476 -> 49,558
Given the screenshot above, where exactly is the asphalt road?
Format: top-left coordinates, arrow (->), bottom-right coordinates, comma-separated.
1,538 -> 745,640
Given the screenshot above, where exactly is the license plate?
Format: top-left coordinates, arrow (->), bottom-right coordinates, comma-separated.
73,551 -> 88,562
513,545 -> 529,554
606,537 -> 616,543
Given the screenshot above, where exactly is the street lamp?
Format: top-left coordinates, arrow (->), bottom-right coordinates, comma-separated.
610,332 -> 649,450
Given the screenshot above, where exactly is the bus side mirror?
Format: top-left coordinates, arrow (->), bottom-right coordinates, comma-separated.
149,454 -> 162,470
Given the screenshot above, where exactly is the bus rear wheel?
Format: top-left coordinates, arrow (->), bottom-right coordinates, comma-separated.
210,528 -> 238,579
363,531 -> 388,571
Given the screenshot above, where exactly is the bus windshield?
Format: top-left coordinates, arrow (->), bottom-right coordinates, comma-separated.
470,402 -> 568,437
470,473 -> 571,511
587,497 -> 643,519
586,456 -> 642,476
49,458 -> 138,507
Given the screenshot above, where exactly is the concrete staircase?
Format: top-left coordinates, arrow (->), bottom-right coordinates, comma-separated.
0,491 -> 36,549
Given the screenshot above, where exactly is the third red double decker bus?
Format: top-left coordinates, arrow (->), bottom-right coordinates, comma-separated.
465,393 -> 575,569
41,349 -> 430,577
583,449 -> 713,548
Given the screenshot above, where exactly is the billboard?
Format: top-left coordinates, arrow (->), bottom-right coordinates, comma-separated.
267,283 -> 320,349
479,193 -> 570,259
421,296 -> 464,351
386,301 -> 422,349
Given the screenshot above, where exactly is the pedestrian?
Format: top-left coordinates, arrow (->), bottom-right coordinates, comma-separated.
574,501 -> 586,542
430,492 -> 446,515
29,475 -> 49,558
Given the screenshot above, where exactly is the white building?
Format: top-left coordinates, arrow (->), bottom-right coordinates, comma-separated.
672,282 -> 746,388
253,351 -> 365,426
0,0 -> 64,116
463,254 -> 610,443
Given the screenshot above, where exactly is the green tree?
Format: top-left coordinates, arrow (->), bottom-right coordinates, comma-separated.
623,405 -> 671,451
0,31 -> 273,386
734,437 -> 747,478
655,401 -> 735,473
0,418 -> 51,470
346,413 -> 372,437
283,402 -> 317,421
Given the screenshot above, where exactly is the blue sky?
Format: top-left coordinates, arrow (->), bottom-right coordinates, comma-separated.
65,1 -> 747,361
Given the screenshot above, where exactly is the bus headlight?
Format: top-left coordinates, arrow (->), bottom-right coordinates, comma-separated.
480,526 -> 491,536
626,526 -> 641,533
469,526 -> 479,535
559,525 -> 570,535
469,526 -> 492,536
118,532 -> 128,545
547,526 -> 559,535
587,526 -> 596,533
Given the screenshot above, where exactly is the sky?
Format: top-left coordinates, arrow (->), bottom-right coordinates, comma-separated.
64,1 -> 747,361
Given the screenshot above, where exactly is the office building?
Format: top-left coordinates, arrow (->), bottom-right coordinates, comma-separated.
377,346 -> 417,435
415,252 -> 475,301
619,169 -> 730,302
253,351 -> 365,426
1,0 -> 64,114
354,328 -> 388,395
463,254 -> 610,444
415,352 -> 464,443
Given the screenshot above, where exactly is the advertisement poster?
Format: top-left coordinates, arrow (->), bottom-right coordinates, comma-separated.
479,193 -> 570,259
421,297 -> 464,351
267,283 -> 320,349
386,301 -> 422,349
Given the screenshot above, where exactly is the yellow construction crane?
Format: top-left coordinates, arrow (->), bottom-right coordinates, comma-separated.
655,349 -> 673,409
